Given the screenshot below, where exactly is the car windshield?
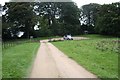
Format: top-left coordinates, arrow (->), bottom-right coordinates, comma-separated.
67,35 -> 71,37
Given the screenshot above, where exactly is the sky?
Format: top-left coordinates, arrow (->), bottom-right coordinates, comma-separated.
0,0 -> 120,7
0,0 -> 9,6
73,0 -> 120,8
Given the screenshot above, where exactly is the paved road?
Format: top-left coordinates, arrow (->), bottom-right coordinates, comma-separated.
30,37 -> 97,78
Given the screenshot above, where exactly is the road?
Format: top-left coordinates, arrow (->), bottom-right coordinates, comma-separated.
30,37 -> 97,78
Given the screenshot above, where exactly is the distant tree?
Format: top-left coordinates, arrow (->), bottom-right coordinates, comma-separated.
95,2 -> 120,36
59,2 -> 81,35
35,16 -> 52,37
80,3 -> 100,33
2,2 -> 81,40
81,3 -> 100,26
35,2 -> 81,36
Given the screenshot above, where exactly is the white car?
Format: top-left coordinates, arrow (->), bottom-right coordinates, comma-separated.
63,35 -> 73,40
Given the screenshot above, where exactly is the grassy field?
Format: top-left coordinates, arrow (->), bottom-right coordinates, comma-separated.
2,42 -> 39,78
2,36 -> 60,49
2,36 -> 60,78
52,34 -> 119,79
0,42 -> 2,79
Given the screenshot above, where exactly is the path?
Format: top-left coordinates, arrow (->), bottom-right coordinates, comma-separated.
30,37 -> 97,78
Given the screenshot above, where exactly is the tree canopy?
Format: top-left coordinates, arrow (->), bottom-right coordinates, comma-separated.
81,2 -> 120,36
95,2 -> 120,36
2,2 -> 120,41
2,2 -> 81,40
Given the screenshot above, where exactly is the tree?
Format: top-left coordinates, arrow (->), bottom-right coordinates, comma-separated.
2,2 -> 37,39
80,3 -> 100,33
81,3 -> 100,26
95,2 -> 120,36
35,2 -> 81,36
35,16 -> 52,37
34,2 -> 58,36
2,2 -> 83,40
59,2 -> 81,35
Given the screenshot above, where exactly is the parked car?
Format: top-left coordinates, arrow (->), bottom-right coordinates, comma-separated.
63,35 -> 73,40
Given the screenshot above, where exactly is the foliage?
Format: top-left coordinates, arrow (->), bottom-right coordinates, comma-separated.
2,2 -> 81,40
81,2 -> 120,37
2,2 -> 120,41
95,2 -> 120,37
80,3 -> 100,33
81,3 -> 100,26
2,2 -> 37,39
35,2 -> 81,36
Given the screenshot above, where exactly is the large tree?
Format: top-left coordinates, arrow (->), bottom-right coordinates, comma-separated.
95,2 -> 120,36
2,2 -> 81,40
81,3 -> 100,26
35,2 -> 81,36
2,2 -> 37,39
80,3 -> 100,33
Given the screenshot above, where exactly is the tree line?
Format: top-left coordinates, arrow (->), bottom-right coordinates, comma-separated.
1,2 -> 120,41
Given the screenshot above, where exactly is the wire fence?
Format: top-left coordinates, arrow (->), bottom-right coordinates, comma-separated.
2,36 -> 60,50
2,38 -> 40,50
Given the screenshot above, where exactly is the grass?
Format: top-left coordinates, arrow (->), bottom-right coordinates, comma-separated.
2,36 -> 61,78
78,34 -> 118,39
2,42 -> 39,78
2,36 -> 60,49
52,34 -> 119,78
0,42 -> 2,79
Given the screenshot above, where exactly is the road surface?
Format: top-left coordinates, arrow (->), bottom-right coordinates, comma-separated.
30,37 -> 97,78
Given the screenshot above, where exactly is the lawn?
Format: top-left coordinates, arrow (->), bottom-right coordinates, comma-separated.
2,36 -> 60,49
0,42 -> 2,79
2,42 -> 39,78
52,34 -> 119,79
2,36 -> 61,78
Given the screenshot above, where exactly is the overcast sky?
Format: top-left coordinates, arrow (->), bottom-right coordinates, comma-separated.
73,0 -> 120,8
0,0 -> 120,7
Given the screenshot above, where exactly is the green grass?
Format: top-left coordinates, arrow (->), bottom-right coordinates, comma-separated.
0,42 -> 2,79
78,34 -> 118,39
2,36 -> 60,49
52,34 -> 119,78
2,36 -> 61,78
2,42 -> 39,78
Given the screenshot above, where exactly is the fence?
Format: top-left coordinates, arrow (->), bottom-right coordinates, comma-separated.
2,39 -> 40,50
